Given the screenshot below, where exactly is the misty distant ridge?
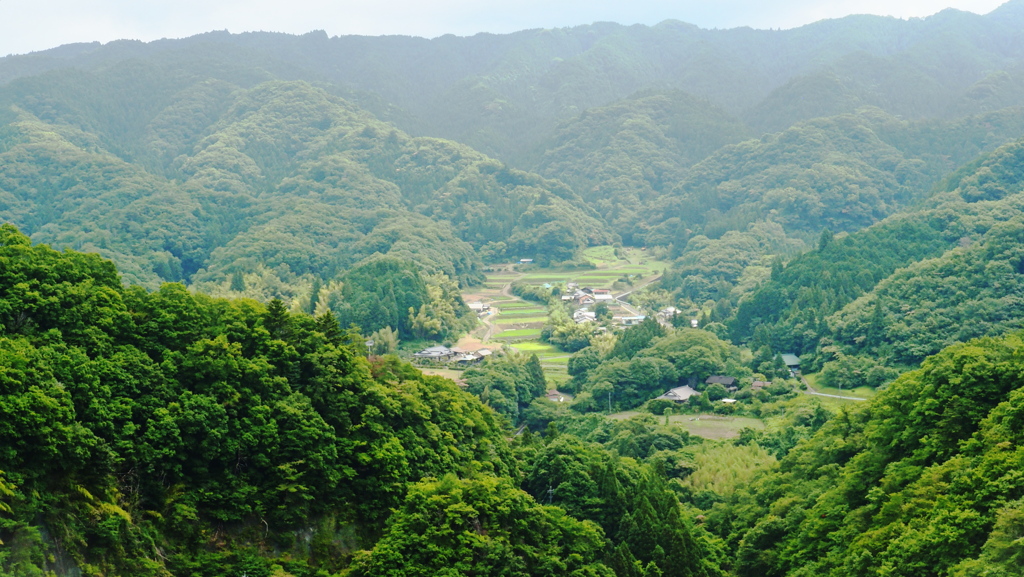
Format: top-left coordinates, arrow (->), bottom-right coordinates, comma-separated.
4,0 -> 1021,163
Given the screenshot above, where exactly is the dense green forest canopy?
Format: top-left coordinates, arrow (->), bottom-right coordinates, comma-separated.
0,226 -> 729,576
712,331 -> 1024,577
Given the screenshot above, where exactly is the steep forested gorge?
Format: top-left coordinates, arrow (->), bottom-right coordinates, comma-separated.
5,2 -> 1024,575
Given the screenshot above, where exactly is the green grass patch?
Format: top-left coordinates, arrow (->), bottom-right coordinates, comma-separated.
803,374 -> 875,399
512,341 -> 557,352
510,342 -> 570,361
812,385 -> 875,399
419,368 -> 465,381
583,245 -> 619,265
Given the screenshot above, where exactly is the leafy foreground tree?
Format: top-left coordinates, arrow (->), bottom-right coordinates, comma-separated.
348,473 -> 613,577
0,224 -> 534,575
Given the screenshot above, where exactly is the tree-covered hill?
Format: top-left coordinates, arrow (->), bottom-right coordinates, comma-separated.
714,330 -> 1024,577
4,6 -> 1024,291
643,104 -> 1024,305
724,136 -> 1024,375
0,80 -> 613,306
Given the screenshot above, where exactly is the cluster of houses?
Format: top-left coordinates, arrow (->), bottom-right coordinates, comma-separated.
656,375 -> 740,404
655,356 -> 802,405
560,283 -> 648,327
655,306 -> 700,328
412,345 -> 492,364
561,284 -> 617,307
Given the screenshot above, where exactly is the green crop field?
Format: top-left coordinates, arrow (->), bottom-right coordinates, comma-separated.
497,312 -> 547,319
497,316 -> 548,324
519,276 -> 574,284
495,328 -> 543,338
511,342 -> 563,357
496,309 -> 547,317
495,303 -> 545,311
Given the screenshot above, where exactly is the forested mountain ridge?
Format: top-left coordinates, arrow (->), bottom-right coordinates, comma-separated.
3,2 -> 1024,163
0,223 -> 514,573
6,6 -> 1024,306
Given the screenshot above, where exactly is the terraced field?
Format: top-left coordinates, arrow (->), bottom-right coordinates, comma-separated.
493,328 -> 543,340
460,250 -> 669,385
496,303 -> 545,311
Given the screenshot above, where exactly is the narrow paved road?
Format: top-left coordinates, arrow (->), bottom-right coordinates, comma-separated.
801,376 -> 866,401
614,274 -> 663,315
807,391 -> 867,401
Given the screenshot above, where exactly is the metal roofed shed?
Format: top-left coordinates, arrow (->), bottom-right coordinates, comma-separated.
656,385 -> 699,402
413,345 -> 455,359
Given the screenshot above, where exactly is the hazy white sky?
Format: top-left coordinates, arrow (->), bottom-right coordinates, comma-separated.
0,0 -> 1011,57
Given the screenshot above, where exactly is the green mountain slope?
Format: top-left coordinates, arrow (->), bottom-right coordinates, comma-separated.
0,225 -> 516,574
529,90 -> 750,241
727,136 -> 1024,370
0,80 -> 613,300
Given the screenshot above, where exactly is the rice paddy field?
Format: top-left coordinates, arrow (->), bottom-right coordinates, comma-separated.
497,301 -> 542,308
493,328 -> 543,339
